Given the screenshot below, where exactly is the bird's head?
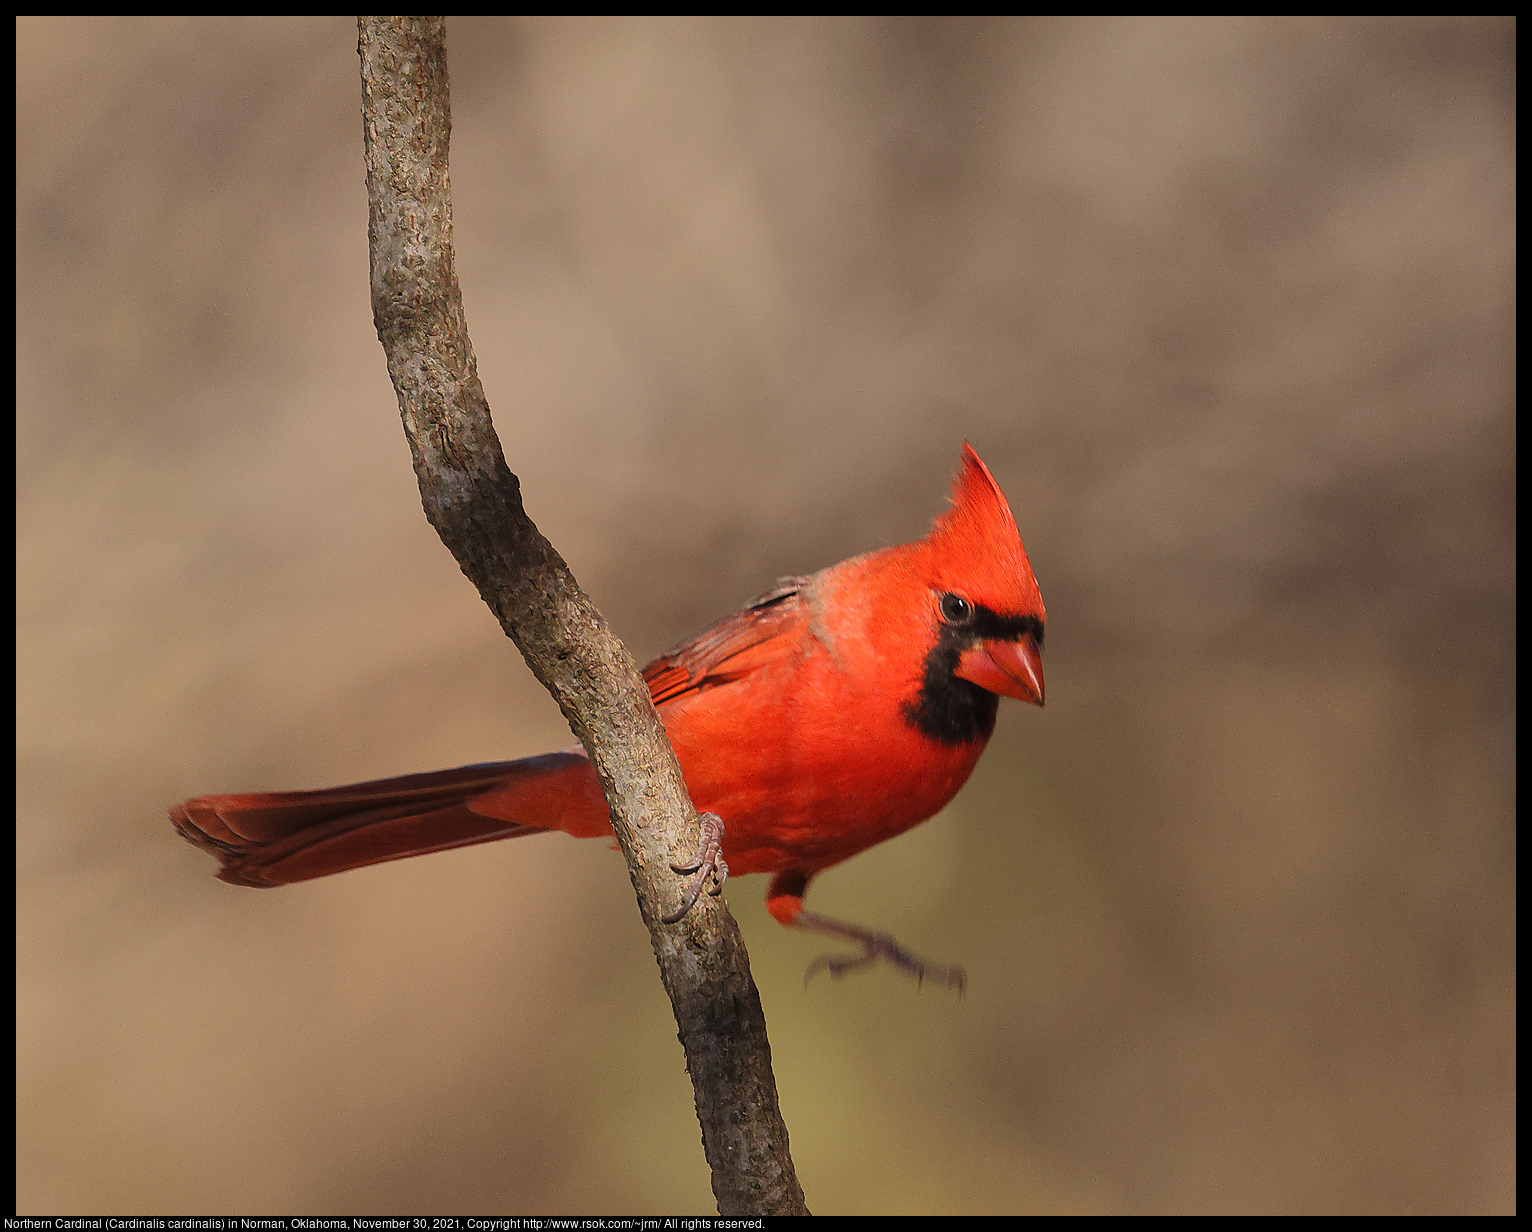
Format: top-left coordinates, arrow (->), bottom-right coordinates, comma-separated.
899,443 -> 1045,743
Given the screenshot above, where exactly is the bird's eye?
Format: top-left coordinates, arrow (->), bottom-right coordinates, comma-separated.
939,593 -> 973,625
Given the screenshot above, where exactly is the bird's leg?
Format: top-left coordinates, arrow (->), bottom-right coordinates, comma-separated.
797,911 -> 967,993
766,869 -> 966,994
661,812 -> 728,924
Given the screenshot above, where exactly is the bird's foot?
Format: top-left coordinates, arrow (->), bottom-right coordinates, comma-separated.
797,909 -> 966,994
661,812 -> 728,924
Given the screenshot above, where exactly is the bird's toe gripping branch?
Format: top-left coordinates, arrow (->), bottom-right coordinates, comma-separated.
661,811 -> 728,924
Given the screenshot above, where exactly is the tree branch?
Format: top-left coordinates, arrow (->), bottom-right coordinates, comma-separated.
356,17 -> 807,1216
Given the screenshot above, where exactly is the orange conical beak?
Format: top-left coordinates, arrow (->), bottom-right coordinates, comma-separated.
955,634 -> 1045,707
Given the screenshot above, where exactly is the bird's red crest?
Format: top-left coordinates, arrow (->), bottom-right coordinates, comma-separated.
925,443 -> 1043,619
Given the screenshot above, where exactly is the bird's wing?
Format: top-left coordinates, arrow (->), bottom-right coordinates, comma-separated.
644,575 -> 811,708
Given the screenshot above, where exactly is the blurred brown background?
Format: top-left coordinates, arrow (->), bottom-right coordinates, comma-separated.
16,16 -> 1513,1216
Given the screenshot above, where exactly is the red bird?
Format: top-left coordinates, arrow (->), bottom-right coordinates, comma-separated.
172,444 -> 1045,988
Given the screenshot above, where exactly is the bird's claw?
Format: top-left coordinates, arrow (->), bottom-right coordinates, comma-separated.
661,812 -> 727,924
802,927 -> 966,995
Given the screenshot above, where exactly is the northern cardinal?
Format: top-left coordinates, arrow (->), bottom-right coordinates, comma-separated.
172,443 -> 1044,988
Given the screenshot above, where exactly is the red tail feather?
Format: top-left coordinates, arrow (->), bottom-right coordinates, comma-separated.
171,753 -> 599,887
